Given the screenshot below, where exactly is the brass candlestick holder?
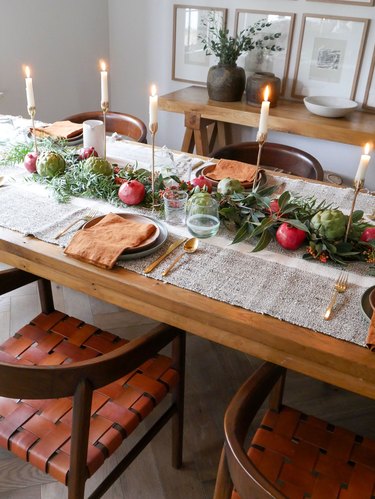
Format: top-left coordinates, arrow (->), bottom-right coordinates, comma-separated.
344,179 -> 364,242
255,131 -> 267,188
149,122 -> 158,209
28,106 -> 38,154
101,101 -> 109,159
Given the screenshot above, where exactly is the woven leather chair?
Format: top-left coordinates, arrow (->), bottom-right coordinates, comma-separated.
0,268 -> 185,499
214,362 -> 375,499
65,111 -> 147,143
212,142 -> 324,181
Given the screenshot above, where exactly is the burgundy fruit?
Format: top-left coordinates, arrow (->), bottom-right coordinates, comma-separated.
23,152 -> 38,173
191,175 -> 213,193
118,179 -> 146,205
276,223 -> 306,250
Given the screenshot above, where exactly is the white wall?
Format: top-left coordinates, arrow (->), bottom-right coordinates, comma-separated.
1,0 -> 374,189
0,0 -> 109,121
108,0 -> 375,190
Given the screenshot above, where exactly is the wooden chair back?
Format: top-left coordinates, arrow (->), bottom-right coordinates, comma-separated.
0,269 -> 184,499
65,111 -> 147,143
212,142 -> 324,180
214,362 -> 375,499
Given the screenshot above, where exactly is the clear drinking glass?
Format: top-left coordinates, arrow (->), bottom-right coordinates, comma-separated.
163,190 -> 188,225
186,196 -> 220,239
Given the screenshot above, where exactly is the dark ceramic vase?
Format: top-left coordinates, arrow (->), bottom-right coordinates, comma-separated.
246,71 -> 281,108
207,64 -> 245,102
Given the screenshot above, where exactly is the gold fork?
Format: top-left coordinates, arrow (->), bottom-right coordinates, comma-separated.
323,271 -> 348,320
54,209 -> 98,239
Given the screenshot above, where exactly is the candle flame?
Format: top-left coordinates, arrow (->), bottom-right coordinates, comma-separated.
24,66 -> 31,78
364,143 -> 371,155
264,85 -> 270,102
150,84 -> 157,97
100,60 -> 107,72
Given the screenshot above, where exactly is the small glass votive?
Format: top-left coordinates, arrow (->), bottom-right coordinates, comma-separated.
163,190 -> 188,225
186,196 -> 220,238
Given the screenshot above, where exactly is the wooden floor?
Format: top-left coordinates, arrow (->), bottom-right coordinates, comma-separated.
0,278 -> 375,498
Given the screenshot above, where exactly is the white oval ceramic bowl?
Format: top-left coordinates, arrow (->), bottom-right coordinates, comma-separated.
303,96 -> 358,118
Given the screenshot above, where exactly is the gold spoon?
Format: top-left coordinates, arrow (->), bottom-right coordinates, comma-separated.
162,237 -> 199,277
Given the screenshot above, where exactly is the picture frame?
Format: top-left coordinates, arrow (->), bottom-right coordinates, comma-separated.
291,14 -> 369,100
363,48 -> 375,111
307,0 -> 374,5
234,9 -> 296,95
172,5 -> 227,85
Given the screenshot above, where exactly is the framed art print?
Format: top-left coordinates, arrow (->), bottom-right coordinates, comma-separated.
172,5 -> 227,84
234,10 -> 296,95
291,14 -> 369,99
307,0 -> 374,5
363,48 -> 375,111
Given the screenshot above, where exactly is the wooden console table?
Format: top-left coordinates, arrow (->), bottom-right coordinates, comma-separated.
159,85 -> 375,156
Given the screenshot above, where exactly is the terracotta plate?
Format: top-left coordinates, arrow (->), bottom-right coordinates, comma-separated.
83,213 -> 160,254
197,165 -> 267,190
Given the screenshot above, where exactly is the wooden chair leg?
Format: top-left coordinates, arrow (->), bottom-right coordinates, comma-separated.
37,278 -> 55,314
172,330 -> 186,469
68,379 -> 92,499
213,445 -> 233,499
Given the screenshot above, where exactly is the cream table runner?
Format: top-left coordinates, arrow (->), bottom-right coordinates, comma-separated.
0,173 -> 373,348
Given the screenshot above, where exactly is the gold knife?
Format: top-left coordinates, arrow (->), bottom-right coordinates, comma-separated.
144,239 -> 186,274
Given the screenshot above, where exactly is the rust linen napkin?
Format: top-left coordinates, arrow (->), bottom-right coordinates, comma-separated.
206,159 -> 257,182
64,213 -> 156,269
33,121 -> 83,139
366,311 -> 375,351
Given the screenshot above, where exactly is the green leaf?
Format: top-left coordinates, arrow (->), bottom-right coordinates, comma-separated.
249,217 -> 276,239
281,219 -> 309,232
352,210 -> 364,223
232,221 -> 252,244
278,191 -> 291,210
252,230 -> 273,252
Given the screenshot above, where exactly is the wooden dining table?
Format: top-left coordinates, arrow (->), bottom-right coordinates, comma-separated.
0,118 -> 374,402
0,195 -> 374,402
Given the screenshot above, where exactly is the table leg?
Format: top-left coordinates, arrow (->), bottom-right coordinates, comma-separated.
217,122 -> 231,148
181,127 -> 195,153
183,112 -> 217,156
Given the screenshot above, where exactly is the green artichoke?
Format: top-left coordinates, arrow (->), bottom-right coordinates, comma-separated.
310,209 -> 348,241
84,157 -> 112,176
217,177 -> 244,195
36,152 -> 66,178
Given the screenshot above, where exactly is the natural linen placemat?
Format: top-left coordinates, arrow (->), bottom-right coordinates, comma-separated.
0,180 -> 373,347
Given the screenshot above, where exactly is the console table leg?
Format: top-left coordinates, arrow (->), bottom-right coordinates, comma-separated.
217,122 -> 231,148
181,127 -> 195,153
194,127 -> 209,156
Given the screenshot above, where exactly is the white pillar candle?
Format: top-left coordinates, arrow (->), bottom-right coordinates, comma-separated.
258,85 -> 270,135
24,66 -> 35,108
355,143 -> 371,183
100,60 -> 109,104
149,84 -> 158,128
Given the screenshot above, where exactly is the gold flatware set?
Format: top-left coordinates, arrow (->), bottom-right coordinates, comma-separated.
324,271 -> 348,320
144,237 -> 199,276
55,208 -> 98,240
